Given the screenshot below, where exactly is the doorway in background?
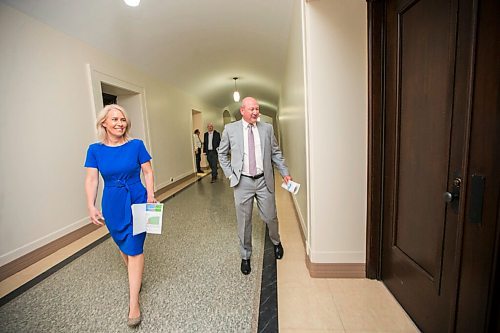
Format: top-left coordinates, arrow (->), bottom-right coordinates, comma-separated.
102,92 -> 117,106
100,83 -> 146,142
87,65 -> 151,150
192,110 -> 207,171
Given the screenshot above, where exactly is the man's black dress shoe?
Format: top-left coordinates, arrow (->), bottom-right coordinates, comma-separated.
274,243 -> 284,260
241,259 -> 251,275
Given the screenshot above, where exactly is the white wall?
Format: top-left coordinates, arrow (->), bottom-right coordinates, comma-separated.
303,0 -> 367,263
279,0 -> 309,242
0,4 -> 222,265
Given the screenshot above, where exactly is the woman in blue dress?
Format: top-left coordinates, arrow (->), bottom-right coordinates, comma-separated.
84,104 -> 155,327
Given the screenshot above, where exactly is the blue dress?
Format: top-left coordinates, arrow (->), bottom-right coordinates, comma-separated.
84,139 -> 152,256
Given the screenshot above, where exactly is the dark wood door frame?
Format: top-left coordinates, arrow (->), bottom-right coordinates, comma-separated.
366,0 -> 385,279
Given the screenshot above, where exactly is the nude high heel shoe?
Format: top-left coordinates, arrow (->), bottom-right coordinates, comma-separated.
127,314 -> 142,327
127,303 -> 142,328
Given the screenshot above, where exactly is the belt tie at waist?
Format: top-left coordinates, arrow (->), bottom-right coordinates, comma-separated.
105,178 -> 141,190
104,179 -> 142,233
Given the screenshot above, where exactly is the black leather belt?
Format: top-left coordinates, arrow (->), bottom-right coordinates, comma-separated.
241,173 -> 264,179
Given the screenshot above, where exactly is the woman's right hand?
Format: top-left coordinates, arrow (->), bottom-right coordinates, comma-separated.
88,206 -> 105,226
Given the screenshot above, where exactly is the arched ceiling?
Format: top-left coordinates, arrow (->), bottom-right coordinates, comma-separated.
2,0 -> 295,113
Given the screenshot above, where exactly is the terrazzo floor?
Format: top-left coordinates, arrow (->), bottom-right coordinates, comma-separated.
0,174 -> 266,332
0,170 -> 421,332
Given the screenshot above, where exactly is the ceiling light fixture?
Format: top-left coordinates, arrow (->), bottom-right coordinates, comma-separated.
233,77 -> 240,102
124,0 -> 140,7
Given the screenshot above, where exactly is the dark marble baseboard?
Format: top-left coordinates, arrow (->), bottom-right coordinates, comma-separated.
258,228 -> 279,332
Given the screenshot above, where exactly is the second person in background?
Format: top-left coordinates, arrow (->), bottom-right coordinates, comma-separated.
193,129 -> 203,174
203,123 -> 221,183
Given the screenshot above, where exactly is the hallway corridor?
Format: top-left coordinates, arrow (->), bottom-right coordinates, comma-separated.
0,174 -> 419,332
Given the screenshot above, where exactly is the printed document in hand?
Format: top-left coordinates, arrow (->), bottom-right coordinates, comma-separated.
132,203 -> 164,235
281,180 -> 301,195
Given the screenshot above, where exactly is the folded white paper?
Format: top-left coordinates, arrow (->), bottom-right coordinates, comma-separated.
281,180 -> 301,195
132,203 -> 164,235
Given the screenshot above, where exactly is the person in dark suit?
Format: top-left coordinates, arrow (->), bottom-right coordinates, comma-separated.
218,97 -> 292,275
203,123 -> 221,183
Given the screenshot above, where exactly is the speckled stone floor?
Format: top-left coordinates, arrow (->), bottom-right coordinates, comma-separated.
0,174 -> 266,333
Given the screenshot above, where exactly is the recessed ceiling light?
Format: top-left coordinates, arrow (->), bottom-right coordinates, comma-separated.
124,0 -> 140,7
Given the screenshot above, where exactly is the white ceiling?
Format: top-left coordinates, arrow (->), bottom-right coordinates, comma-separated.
2,0 -> 296,115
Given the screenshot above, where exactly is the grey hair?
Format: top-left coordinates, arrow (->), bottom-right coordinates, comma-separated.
95,104 -> 131,143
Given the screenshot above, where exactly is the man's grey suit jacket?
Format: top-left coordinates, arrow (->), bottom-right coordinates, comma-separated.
218,120 -> 289,193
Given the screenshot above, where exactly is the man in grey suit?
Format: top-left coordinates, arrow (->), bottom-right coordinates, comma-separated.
218,97 -> 292,275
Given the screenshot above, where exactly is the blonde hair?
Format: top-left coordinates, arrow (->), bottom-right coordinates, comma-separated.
96,104 -> 131,143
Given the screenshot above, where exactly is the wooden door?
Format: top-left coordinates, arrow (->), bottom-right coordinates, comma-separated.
382,0 -> 461,331
379,0 -> 499,331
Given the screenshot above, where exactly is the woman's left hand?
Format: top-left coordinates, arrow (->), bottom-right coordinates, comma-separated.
147,196 -> 158,203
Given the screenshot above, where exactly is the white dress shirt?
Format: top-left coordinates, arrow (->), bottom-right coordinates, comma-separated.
193,134 -> 202,149
242,119 -> 263,176
208,131 -> 214,150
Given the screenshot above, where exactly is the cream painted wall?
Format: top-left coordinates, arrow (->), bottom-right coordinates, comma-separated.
303,0 -> 367,263
0,4 -> 222,265
259,114 -> 274,125
279,0 -> 308,243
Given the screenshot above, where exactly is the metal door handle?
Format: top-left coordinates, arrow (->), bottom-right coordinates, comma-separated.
443,191 -> 458,202
443,177 -> 462,203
